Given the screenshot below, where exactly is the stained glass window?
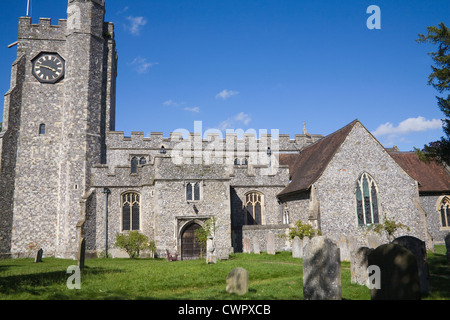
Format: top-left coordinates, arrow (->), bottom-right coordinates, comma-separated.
356,173 -> 380,227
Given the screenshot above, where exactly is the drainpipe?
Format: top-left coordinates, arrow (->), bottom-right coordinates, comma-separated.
103,188 -> 111,257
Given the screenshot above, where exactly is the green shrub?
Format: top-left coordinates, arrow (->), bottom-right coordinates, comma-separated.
288,220 -> 322,240
114,231 -> 151,259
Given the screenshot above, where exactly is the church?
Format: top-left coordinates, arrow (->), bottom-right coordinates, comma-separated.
1,0 -> 449,260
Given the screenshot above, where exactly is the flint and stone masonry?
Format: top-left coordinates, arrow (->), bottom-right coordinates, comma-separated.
1,0 -> 448,260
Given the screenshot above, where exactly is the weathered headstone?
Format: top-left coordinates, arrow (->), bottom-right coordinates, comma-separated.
206,237 -> 217,264
338,237 -> 351,262
368,243 -> 421,300
226,268 -> 249,296
393,236 -> 430,295
243,237 -> 251,253
78,238 -> 86,270
302,237 -> 310,253
35,248 -> 43,263
292,236 -> 302,258
367,234 -> 383,249
266,233 -> 275,255
350,247 -> 373,286
445,233 -> 450,264
252,237 -> 260,254
303,236 -> 341,300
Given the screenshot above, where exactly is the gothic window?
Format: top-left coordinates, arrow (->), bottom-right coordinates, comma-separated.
186,182 -> 201,201
39,124 -> 46,135
242,158 -> 248,166
245,192 -> 264,225
234,158 -> 240,166
439,197 -> 450,229
139,157 -> 147,165
122,192 -> 140,231
356,173 -> 380,226
131,157 -> 138,174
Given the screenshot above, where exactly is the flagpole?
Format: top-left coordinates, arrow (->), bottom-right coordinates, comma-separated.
26,0 -> 30,17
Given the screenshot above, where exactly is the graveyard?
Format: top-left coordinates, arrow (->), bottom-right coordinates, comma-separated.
0,244 -> 448,300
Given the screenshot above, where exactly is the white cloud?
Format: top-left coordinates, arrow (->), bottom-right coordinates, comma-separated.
216,89 -> 239,100
372,116 -> 442,137
125,16 -> 147,35
129,57 -> 157,74
184,106 -> 200,113
117,6 -> 129,15
163,100 -> 185,107
217,112 -> 251,131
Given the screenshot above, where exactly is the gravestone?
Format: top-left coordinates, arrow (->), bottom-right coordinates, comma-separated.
243,237 -> 251,253
292,237 -> 302,258
266,233 -> 275,255
35,248 -> 43,263
445,233 -> 450,264
350,247 -> 373,286
78,238 -> 86,270
303,236 -> 341,300
367,234 -> 383,249
226,268 -> 249,296
206,237 -> 217,264
252,237 -> 260,254
368,243 -> 421,300
303,237 -> 310,253
338,237 -> 351,262
392,236 -> 430,295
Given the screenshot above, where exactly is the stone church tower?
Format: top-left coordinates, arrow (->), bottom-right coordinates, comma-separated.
0,0 -> 117,258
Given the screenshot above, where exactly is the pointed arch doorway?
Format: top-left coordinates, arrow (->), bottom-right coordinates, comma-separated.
181,223 -> 204,260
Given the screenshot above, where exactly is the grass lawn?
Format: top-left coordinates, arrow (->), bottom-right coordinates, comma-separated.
0,246 -> 448,300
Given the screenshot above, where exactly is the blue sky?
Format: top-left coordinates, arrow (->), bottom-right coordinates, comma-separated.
0,0 -> 449,151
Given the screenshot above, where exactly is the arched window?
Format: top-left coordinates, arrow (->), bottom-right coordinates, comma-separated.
131,157 -> 138,174
439,197 -> 450,229
122,192 -> 140,231
356,173 -> 380,226
234,158 -> 240,166
39,124 -> 46,135
242,158 -> 248,166
186,182 -> 201,201
245,191 -> 264,225
139,157 -> 147,165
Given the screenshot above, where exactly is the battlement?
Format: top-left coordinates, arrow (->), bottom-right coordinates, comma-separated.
106,130 -> 324,152
18,17 -> 67,41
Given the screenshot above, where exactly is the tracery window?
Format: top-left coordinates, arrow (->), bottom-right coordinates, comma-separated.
356,173 -> 380,226
186,182 -> 201,201
439,197 -> 450,229
245,192 -> 264,225
122,192 -> 140,231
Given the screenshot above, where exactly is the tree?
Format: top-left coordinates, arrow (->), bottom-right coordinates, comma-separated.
194,218 -> 217,259
114,231 -> 152,259
416,22 -> 450,165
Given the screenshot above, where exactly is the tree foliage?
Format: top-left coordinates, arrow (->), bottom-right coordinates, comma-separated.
115,231 -> 152,259
368,216 -> 410,242
194,218 -> 217,259
288,220 -> 322,240
416,22 -> 450,165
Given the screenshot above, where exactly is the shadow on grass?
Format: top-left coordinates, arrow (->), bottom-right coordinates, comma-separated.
0,266 -> 124,297
423,251 -> 450,299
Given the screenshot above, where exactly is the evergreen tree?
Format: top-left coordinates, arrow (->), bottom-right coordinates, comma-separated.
416,22 -> 450,165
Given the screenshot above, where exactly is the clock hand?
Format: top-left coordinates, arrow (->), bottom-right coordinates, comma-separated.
38,65 -> 57,72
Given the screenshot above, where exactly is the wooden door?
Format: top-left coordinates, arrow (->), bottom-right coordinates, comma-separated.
181,223 -> 203,260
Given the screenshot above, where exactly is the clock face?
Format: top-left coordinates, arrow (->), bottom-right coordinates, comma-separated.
32,53 -> 65,84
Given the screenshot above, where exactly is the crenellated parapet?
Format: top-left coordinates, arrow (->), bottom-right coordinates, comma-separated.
18,17 -> 67,41
106,130 -> 324,153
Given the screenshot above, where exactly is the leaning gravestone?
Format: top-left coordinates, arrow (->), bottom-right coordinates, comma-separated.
392,236 -> 430,295
252,237 -> 260,254
266,233 -> 275,255
368,243 -> 421,300
35,248 -> 43,263
350,247 -> 373,286
292,237 -> 302,258
445,233 -> 450,264
303,236 -> 341,300
78,238 -> 86,270
226,268 -> 249,296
